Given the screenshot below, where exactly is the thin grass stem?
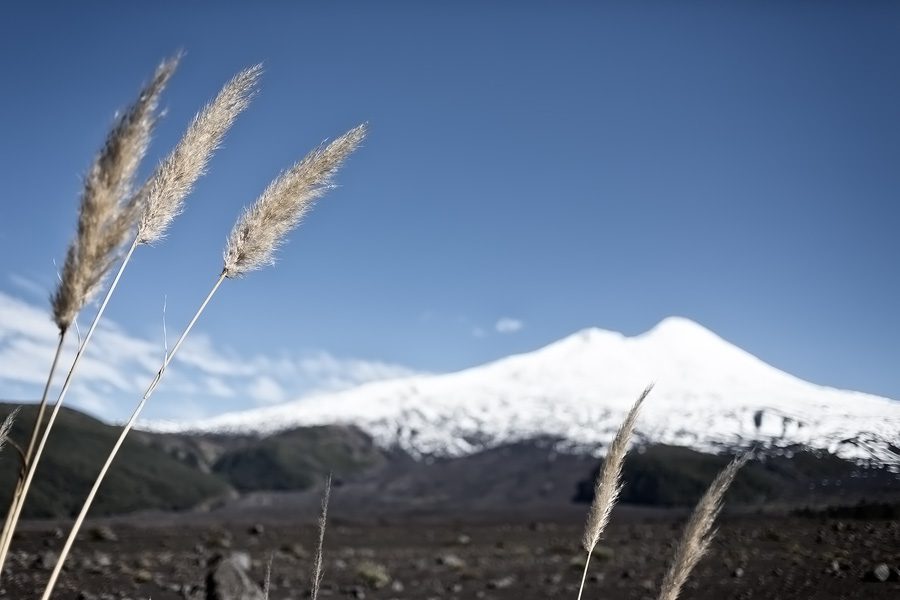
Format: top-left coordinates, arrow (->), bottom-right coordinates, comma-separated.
23,331 -> 67,466
0,238 -> 138,574
41,272 -> 226,599
576,548 -> 593,600
0,330 -> 67,559
311,475 -> 332,600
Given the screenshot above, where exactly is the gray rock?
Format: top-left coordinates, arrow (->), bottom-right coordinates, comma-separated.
437,553 -> 467,569
206,553 -> 265,600
865,563 -> 891,583
488,575 -> 516,589
356,560 -> 391,589
33,550 -> 58,571
93,552 -> 112,567
89,525 -> 118,542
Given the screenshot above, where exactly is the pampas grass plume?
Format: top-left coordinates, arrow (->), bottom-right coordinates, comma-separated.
583,384 -> 652,552
657,453 -> 750,600
311,475 -> 332,600
136,64 -> 261,244
576,385 -> 652,600
0,408 -> 19,454
223,123 -> 367,278
51,56 -> 178,331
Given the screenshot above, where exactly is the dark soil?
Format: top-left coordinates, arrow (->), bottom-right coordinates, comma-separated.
2,508 -> 898,600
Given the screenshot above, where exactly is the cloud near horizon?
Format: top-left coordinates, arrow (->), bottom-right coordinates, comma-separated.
495,317 -> 524,334
0,291 -> 420,423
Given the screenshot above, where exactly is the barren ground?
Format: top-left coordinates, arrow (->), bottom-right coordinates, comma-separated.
2,507 -> 897,600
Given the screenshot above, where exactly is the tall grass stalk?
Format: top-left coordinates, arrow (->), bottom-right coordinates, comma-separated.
19,334 -> 66,474
577,385 -> 652,600
41,125 -> 365,599
0,57 -> 178,568
0,240 -> 138,573
263,553 -> 273,600
0,333 -> 64,551
0,64 -> 258,575
40,268 -> 224,600
656,454 -> 749,600
311,475 -> 332,600
0,408 -> 19,454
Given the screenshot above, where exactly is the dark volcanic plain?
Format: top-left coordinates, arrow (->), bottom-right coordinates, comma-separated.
2,506 -> 899,600
0,404 -> 897,599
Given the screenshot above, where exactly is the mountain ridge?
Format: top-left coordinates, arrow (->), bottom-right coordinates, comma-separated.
148,318 -> 899,465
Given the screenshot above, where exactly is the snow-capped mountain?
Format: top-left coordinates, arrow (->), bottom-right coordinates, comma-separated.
165,317 -> 900,464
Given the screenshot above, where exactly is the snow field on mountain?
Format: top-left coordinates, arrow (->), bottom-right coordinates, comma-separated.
156,317 -> 900,463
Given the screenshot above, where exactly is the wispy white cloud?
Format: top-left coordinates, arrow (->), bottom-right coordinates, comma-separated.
7,273 -> 48,301
203,377 -> 235,398
495,317 -> 524,334
247,375 -> 287,405
0,291 -> 421,423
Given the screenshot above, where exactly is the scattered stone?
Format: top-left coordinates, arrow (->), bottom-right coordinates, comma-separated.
733,567 -> 745,578
437,553 -> 467,569
230,551 -> 252,571
206,553 -> 265,600
133,568 -> 153,583
89,525 -> 118,542
488,575 -> 515,589
33,550 -> 57,570
211,535 -> 232,550
279,542 -> 308,559
93,552 -> 112,568
864,563 -> 891,583
356,560 -> 391,589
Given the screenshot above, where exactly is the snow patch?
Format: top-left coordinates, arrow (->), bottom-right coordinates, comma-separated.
148,318 -> 900,465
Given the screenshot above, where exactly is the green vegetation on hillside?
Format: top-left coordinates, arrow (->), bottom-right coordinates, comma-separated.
576,443 -> 898,507
0,404 -> 229,518
212,425 -> 384,492
0,404 -> 383,518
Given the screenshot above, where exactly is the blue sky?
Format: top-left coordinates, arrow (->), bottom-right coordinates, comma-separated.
0,1 -> 898,421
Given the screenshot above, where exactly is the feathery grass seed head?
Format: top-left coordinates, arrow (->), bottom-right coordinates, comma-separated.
657,453 -> 750,600
222,123 -> 367,277
311,475 -> 332,600
582,384 -> 652,553
0,407 -> 19,454
136,64 -> 261,244
51,56 -> 178,331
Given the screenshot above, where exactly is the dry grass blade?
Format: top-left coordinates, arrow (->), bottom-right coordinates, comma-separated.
52,56 -> 178,331
311,475 -> 332,600
223,123 -> 367,277
583,384 -> 652,552
0,408 -> 19,454
577,384 -> 652,600
0,57 -> 177,576
657,453 -> 750,600
136,64 -> 261,244
263,553 -> 273,600
42,121 -> 364,595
